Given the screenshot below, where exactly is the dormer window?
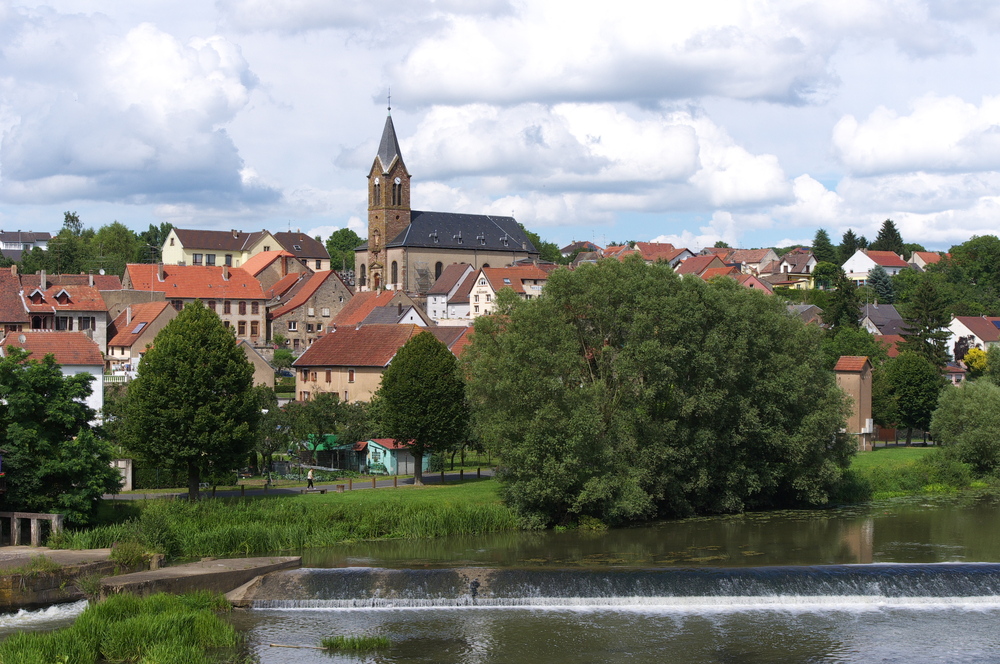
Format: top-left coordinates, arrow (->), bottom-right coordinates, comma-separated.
54,289 -> 71,305
293,245 -> 302,251
28,289 -> 45,304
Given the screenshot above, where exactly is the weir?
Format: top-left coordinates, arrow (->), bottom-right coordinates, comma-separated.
235,563 -> 1000,611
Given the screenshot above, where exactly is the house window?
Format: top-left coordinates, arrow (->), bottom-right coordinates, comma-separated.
325,370 -> 332,383
474,294 -> 479,302
474,305 -> 479,313
310,371 -> 318,381
344,390 -> 349,401
225,254 -> 233,266
293,338 -> 300,350
300,391 -> 310,401
239,301 -> 247,315
263,245 -> 270,252
479,278 -> 486,285
207,300 -> 216,312
206,254 -> 216,266
78,316 -> 95,330
308,307 -> 315,317
307,323 -> 314,333
224,301 -> 231,314
251,321 -> 259,337
193,253 -> 203,265
348,369 -> 355,383
482,263 -> 490,268
55,316 -> 71,330
238,321 -> 247,336
486,294 -> 491,302
251,302 -> 259,314
170,237 -> 175,246
224,321 -> 231,328
171,300 -> 183,312
315,260 -> 322,269
360,264 -> 366,287
435,262 -> 443,280
301,369 -> 309,380
288,321 -> 297,331
322,307 -> 330,317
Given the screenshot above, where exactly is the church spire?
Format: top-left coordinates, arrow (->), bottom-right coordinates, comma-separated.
376,113 -> 402,174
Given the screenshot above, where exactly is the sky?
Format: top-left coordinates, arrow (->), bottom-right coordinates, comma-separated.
1,1 -> 999,253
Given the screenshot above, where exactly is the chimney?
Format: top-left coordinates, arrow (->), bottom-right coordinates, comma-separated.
232,229 -> 239,239
157,263 -> 165,282
222,264 -> 230,281
397,302 -> 402,316
39,269 -> 45,289
10,264 -> 16,276
126,306 -> 132,325
88,273 -> 94,287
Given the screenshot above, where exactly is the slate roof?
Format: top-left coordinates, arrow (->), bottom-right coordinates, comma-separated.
361,305 -> 420,325
2,331 -> 103,365
172,229 -> 269,252
427,263 -> 473,296
269,271 -> 346,319
866,250 -> 908,268
861,304 -> 905,333
375,114 -> 403,173
124,264 -> 265,300
293,324 -> 423,368
779,252 -> 815,274
107,302 -> 171,349
273,232 -> 330,261
953,316 -> 1000,343
0,268 -> 27,323
0,231 -> 50,243
356,210 -> 536,254
834,356 -> 870,372
561,240 -> 602,254
240,250 -> 296,277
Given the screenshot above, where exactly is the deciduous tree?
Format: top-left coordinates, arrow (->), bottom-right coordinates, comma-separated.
325,228 -> 364,273
931,379 -> 1000,474
120,300 -> 259,500
372,331 -> 468,485
881,351 -> 945,444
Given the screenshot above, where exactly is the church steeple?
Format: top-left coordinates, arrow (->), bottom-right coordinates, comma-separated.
366,109 -> 412,291
376,114 -> 402,173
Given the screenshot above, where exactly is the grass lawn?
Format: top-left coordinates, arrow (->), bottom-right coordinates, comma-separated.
843,445 -> 980,501
850,446 -> 936,473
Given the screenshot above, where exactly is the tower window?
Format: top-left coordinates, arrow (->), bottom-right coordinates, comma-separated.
373,178 -> 381,205
435,262 -> 443,280
392,177 -> 402,206
391,261 -> 398,285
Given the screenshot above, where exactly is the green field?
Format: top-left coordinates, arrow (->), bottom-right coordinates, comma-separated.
842,445 -> 979,501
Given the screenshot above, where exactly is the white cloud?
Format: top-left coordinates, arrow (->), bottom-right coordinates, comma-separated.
833,94 -> 1000,176
0,12 -> 276,206
651,211 -> 748,251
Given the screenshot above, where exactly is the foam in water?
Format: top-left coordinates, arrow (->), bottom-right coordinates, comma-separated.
0,600 -> 88,630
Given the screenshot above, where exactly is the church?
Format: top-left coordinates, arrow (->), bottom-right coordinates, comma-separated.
354,112 -> 539,296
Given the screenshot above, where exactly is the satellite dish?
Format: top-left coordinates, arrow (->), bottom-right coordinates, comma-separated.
99,269 -> 105,275
18,335 -> 25,344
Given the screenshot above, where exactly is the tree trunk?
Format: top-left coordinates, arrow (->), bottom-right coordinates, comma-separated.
413,452 -> 423,486
188,462 -> 201,501
450,449 -> 457,470
906,427 -> 913,445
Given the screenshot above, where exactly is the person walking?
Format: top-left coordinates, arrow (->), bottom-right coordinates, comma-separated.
307,468 -> 315,489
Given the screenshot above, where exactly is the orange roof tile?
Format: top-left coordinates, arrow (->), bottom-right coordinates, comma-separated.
266,273 -> 303,300
0,268 -> 27,323
866,250 -> 908,268
633,241 -> 677,262
240,250 -> 296,277
107,302 -> 172,349
953,316 -> 1000,344
2,331 -> 103,365
834,356 -> 871,372
912,251 -> 942,265
270,271 -> 347,319
125,264 -> 265,300
482,266 -> 549,294
878,334 -> 905,358
293,324 -> 422,367
675,255 -> 724,275
332,291 -> 398,325
700,266 -> 740,280
23,284 -> 106,313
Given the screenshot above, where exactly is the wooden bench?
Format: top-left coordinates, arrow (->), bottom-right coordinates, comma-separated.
299,489 -> 327,494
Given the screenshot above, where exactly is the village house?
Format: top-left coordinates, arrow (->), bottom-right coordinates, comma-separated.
833,356 -> 874,452
1,331 -> 105,417
160,228 -> 279,268
105,301 -> 177,374
240,250 -> 313,294
332,290 -> 425,328
122,263 -> 267,344
726,248 -> 780,275
268,270 -> 354,350
909,251 -> 943,271
355,113 -> 538,295
0,231 -> 50,262
468,265 -> 549,318
860,303 -> 906,335
426,263 -> 475,323
675,254 -> 726,277
274,232 -> 331,272
560,240 -> 602,258
20,270 -> 112,351
948,315 -> 1000,361
842,249 -> 909,285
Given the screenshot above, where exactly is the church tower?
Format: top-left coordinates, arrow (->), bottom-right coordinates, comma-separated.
366,112 -> 411,291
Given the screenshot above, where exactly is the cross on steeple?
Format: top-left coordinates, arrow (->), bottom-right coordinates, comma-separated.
387,87 -> 391,114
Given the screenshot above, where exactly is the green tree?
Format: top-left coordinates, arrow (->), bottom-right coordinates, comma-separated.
325,228 -> 364,273
62,211 -> 83,237
881,351 -> 945,444
292,392 -> 342,464
869,219 -> 905,255
867,264 -> 895,304
900,279 -> 950,367
253,386 -> 294,475
372,331 -> 468,485
948,235 -> 1000,293
822,272 -> 861,330
120,300 -> 259,500
0,349 -> 121,524
273,349 -> 294,372
465,257 -> 852,526
812,229 -> 837,264
91,221 -> 141,277
838,229 -> 861,264
519,224 -> 562,263
812,261 -> 841,290
902,242 -> 926,260
138,223 -> 174,262
713,240 -> 731,248
931,379 -> 1000,474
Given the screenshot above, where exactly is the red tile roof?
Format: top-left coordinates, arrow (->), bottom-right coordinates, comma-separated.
23,284 -> 106,313
0,268 -> 27,323
107,301 -> 172,349
269,271 -> 346,319
834,356 -> 871,372
240,250 -> 296,277
20,273 -> 122,290
368,438 -> 415,450
293,324 -> 423,367
953,316 -> 1000,344
700,266 -> 740,280
728,249 -> 772,264
912,251 -> 942,265
332,291 -> 399,325
866,250 -> 908,268
450,273 -> 475,304
734,274 -> 774,292
878,334 -> 905,358
2,331 -> 103,365
445,327 -> 473,357
633,242 -> 676,262
675,255 -> 724,275
482,266 -> 549,294
125,264 -> 265,300
428,263 -> 473,295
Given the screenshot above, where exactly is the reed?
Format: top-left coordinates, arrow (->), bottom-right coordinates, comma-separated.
321,635 -> 391,652
54,481 -> 521,558
0,592 -> 238,663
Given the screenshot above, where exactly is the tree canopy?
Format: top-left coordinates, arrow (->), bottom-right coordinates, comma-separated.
838,229 -> 861,264
867,264 -> 895,304
869,219 -> 905,255
811,229 -> 837,264
464,257 -> 852,527
0,349 -> 121,524
899,279 -> 950,367
822,271 -> 861,330
119,300 -> 259,499
931,380 -> 1000,474
372,331 -> 468,484
880,351 -> 945,442
325,228 -> 364,273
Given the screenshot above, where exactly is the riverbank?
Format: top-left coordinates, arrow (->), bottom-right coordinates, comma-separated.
841,446 -> 987,502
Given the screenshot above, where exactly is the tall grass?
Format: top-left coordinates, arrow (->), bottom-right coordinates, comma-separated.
52,481 -> 521,558
834,447 -> 977,502
321,635 -> 390,652
0,591 -> 238,663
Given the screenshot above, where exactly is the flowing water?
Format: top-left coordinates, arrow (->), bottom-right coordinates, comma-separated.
230,494 -> 1000,663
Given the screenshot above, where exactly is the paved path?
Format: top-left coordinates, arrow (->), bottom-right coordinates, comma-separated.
104,469 -> 494,501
